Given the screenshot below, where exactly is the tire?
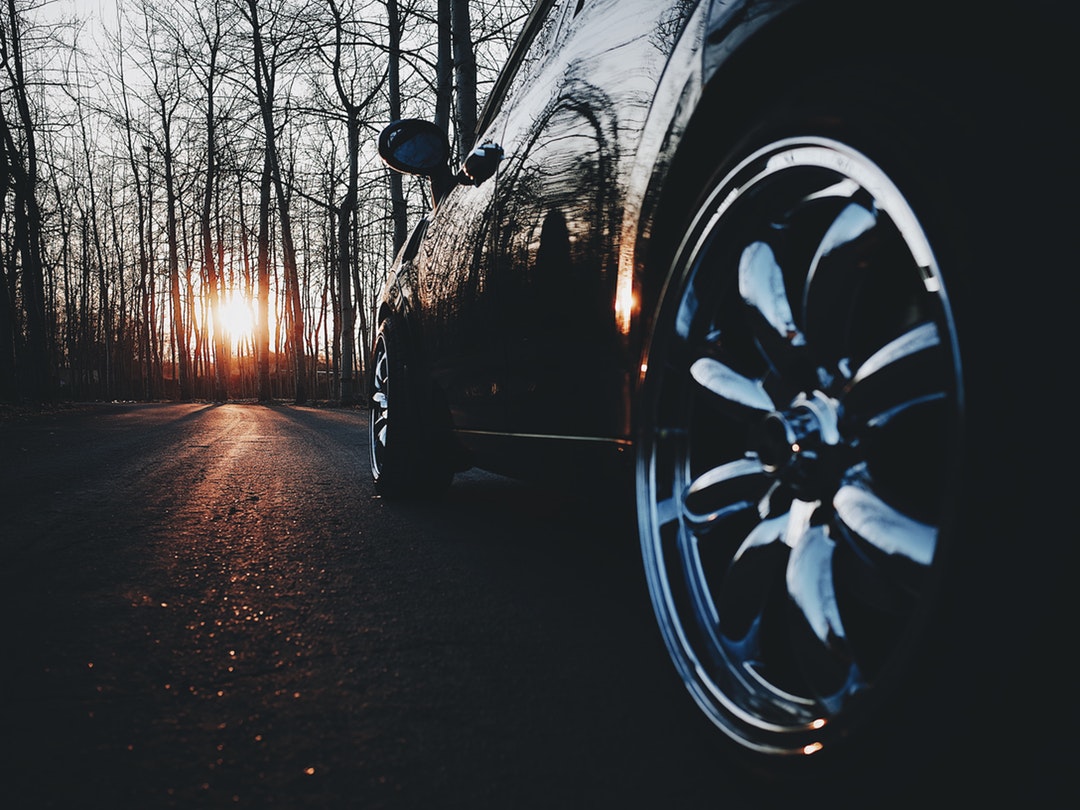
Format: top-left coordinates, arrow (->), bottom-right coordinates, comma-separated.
369,315 -> 453,498
636,67 -> 1070,790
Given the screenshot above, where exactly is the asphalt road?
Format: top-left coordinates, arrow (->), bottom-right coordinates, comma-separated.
1,402 -> 729,809
0,403 -> 1062,809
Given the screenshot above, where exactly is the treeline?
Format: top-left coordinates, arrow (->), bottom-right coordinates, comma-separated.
0,0 -> 531,407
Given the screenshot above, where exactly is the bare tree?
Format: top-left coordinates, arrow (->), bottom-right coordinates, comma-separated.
0,0 -> 534,407
104,7 -> 162,400
0,0 -> 50,404
183,0 -> 231,401
245,0 -> 308,405
138,2 -> 193,400
327,0 -> 385,405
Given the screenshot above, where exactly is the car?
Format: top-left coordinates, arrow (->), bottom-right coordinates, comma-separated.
369,0 -> 1074,790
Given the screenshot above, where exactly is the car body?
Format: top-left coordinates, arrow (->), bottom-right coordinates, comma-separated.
370,0 -> 1074,787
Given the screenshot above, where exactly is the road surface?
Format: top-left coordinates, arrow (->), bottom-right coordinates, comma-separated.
0,402 -> 1060,808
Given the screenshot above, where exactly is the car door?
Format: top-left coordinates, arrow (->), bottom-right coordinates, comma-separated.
409,170 -> 506,432
489,0 -> 696,439
407,0 -> 583,435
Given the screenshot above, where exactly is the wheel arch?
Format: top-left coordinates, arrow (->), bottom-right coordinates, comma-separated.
373,278 -> 472,475
632,0 -> 1070,369
373,279 -> 423,371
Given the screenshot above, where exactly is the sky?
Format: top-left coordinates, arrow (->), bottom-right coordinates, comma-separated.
35,0 -> 117,52
45,0 -> 116,27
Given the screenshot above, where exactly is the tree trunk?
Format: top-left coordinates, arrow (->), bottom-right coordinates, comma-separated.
451,0 -> 478,158
256,151 -> 273,403
387,0 -> 407,253
200,16 -> 228,403
435,0 -> 452,135
248,0 -> 306,405
0,107 -> 16,403
336,111 -> 358,407
163,123 -> 190,400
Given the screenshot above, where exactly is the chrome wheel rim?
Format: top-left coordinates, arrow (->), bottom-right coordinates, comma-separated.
369,331 -> 390,479
638,137 -> 963,756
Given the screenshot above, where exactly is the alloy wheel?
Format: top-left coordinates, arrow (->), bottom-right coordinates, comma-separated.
638,137 -> 963,756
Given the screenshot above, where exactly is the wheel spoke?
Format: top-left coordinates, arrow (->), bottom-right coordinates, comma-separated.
829,517 -> 918,616
784,521 -> 867,706
716,515 -> 789,647
843,321 -> 950,424
851,321 -> 939,384
801,202 -> 878,358
738,239 -> 807,336
373,411 -> 389,446
689,357 -> 775,418
682,457 -> 770,526
739,242 -> 797,339
374,345 -> 388,388
785,523 -> 846,650
833,471 -> 937,567
738,240 -> 807,374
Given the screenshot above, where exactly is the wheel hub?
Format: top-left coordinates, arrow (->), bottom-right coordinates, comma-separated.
755,391 -> 843,500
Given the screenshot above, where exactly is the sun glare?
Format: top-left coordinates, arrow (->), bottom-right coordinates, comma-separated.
217,296 -> 256,346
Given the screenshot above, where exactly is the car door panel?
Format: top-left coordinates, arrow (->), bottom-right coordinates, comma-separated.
491,0 -> 699,439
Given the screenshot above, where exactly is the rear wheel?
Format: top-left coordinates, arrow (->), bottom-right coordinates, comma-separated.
369,315 -> 453,498
636,70 -> 1068,782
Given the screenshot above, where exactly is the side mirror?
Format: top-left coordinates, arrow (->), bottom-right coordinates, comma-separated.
456,142 -> 504,186
377,119 -> 503,205
378,119 -> 450,176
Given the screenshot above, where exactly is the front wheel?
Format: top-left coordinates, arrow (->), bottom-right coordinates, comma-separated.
635,73 -> 1067,783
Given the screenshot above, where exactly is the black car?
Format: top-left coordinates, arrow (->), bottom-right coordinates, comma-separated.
370,0 -> 1074,786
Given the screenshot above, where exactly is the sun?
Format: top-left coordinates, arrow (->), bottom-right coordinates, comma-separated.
216,295 -> 256,346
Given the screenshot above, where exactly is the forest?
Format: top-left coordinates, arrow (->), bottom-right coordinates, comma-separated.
0,0 -> 532,408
